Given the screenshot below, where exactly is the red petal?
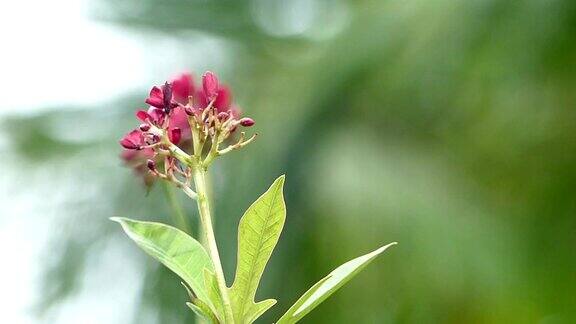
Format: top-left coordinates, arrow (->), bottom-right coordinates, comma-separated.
172,73 -> 194,104
145,97 -> 164,109
119,129 -> 143,150
202,71 -> 219,100
214,86 -> 232,112
169,127 -> 182,145
193,90 -> 208,110
136,110 -> 150,122
149,86 -> 162,98
169,106 -> 191,140
146,86 -> 164,108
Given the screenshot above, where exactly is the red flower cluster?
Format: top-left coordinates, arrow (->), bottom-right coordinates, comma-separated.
120,71 -> 255,182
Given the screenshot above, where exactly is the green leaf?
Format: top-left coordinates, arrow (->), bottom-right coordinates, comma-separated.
203,269 -> 225,321
245,299 -> 277,324
111,217 -> 215,305
182,281 -> 220,323
186,300 -> 220,324
228,175 -> 286,323
276,242 -> 397,324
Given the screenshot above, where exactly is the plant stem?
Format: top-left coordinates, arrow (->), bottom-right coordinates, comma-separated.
193,166 -> 235,323
162,182 -> 192,234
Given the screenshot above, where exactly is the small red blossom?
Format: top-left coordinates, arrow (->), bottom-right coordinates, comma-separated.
120,129 -> 144,150
145,84 -> 177,111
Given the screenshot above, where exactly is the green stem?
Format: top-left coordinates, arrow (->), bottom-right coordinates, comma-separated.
193,166 -> 235,323
163,182 -> 191,234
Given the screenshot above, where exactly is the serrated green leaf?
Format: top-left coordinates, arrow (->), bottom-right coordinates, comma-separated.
276,242 -> 397,324
111,217 -> 214,305
228,175 -> 286,323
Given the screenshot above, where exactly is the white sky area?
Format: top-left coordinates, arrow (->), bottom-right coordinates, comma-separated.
0,0 -> 150,116
0,0 -> 229,116
0,0 -> 217,323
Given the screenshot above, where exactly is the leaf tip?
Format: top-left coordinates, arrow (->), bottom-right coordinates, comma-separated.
375,242 -> 398,254
262,298 -> 277,306
275,174 -> 286,186
109,216 -> 124,223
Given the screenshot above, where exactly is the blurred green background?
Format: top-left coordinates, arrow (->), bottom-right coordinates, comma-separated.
1,0 -> 575,323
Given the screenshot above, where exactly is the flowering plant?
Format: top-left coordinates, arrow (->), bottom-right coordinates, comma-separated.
113,71 -> 396,323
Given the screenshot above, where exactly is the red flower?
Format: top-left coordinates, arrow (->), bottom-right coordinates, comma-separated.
119,129 -> 145,150
145,83 -> 177,111
135,107 -> 167,126
121,71 -> 254,171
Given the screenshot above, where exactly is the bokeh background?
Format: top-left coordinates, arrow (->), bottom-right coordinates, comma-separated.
1,0 -> 575,323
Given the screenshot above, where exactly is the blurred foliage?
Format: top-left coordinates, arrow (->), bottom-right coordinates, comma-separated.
2,0 -> 576,323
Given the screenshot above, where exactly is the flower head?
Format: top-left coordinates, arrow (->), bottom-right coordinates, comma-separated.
120,70 -> 257,186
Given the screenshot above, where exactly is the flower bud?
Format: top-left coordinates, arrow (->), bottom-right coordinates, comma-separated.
139,123 -> 151,131
184,106 -> 195,116
240,117 -> 255,127
146,159 -> 156,171
169,127 -> 182,145
202,71 -> 219,100
217,112 -> 229,121
162,82 -> 173,110
136,110 -> 150,122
